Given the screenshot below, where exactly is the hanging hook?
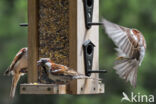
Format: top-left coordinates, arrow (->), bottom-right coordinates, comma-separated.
83,40 -> 107,76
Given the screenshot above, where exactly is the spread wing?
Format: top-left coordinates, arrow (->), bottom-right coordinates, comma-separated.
102,19 -> 138,58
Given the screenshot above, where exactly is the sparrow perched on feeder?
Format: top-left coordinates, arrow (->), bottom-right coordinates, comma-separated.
37,58 -> 91,84
4,47 -> 28,98
102,19 -> 146,87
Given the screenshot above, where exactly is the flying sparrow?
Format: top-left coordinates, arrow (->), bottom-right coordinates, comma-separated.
37,58 -> 91,84
4,47 -> 28,98
102,19 -> 146,87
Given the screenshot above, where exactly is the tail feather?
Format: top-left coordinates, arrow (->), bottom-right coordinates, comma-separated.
10,74 -> 20,99
73,74 -> 101,81
73,75 -> 89,79
127,64 -> 138,87
114,58 -> 139,87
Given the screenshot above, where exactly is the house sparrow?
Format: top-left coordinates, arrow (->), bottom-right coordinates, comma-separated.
102,19 -> 146,87
4,47 -> 28,98
37,58 -> 91,84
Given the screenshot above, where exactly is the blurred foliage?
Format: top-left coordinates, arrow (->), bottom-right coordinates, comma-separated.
0,0 -> 155,104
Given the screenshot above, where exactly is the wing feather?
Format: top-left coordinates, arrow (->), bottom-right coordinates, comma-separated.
102,19 -> 136,58
7,48 -> 27,73
51,63 -> 68,74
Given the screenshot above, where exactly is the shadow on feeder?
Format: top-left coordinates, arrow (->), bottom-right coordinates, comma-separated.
83,40 -> 107,76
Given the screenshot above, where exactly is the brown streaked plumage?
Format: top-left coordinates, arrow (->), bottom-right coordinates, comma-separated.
37,58 -> 95,84
4,47 -> 28,98
102,19 -> 146,87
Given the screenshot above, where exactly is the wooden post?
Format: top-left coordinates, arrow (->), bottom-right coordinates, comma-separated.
68,0 -> 104,94
28,0 -> 38,83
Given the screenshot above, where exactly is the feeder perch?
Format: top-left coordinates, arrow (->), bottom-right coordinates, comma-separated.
83,40 -> 107,76
19,23 -> 28,27
20,0 -> 105,95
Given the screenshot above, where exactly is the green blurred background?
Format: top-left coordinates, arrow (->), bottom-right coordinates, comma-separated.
0,0 -> 156,104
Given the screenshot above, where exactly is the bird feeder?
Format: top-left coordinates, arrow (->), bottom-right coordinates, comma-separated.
20,0 -> 105,95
